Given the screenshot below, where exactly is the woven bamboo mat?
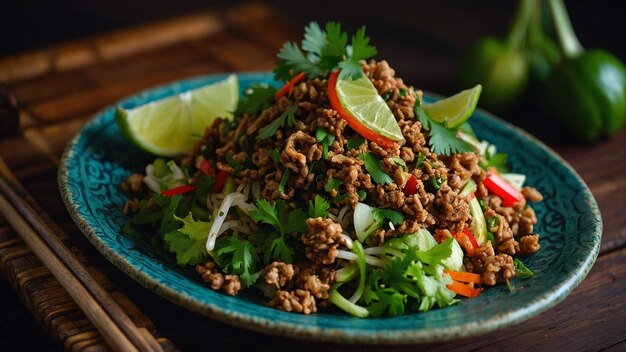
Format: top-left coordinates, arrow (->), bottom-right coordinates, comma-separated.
0,3 -> 293,350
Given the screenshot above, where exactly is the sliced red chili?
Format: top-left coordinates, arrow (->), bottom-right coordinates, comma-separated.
162,184 -> 197,197
275,72 -> 307,100
403,174 -> 418,195
463,226 -> 479,249
483,171 -> 523,207
212,170 -> 229,193
196,157 -> 216,176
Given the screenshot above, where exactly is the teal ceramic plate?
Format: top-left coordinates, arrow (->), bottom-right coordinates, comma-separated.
59,72 -> 602,344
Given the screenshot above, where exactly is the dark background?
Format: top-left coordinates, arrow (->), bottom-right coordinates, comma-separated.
3,0 -> 626,96
2,1 -> 625,350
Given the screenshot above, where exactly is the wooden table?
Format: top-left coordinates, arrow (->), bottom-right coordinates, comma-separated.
1,2 -> 624,351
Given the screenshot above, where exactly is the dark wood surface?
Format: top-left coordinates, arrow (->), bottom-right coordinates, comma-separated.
1,2 -> 625,351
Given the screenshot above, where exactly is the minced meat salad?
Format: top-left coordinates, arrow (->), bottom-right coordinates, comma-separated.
120,22 -> 541,317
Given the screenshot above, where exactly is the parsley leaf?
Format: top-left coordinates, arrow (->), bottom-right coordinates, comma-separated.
234,85 -> 277,116
514,258 -> 534,278
416,102 -> 473,156
359,153 -> 393,185
214,234 -> 259,287
309,195 -> 330,218
258,105 -> 297,139
316,127 -> 336,159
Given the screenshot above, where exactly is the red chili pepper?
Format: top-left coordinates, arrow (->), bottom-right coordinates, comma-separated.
463,226 -> 479,249
213,170 -> 229,193
483,171 -> 523,207
327,71 -> 397,149
275,72 -> 307,100
196,157 -> 216,176
161,184 -> 197,197
403,174 -> 418,195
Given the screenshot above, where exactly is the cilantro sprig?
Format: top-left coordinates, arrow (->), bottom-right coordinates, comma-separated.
249,199 -> 308,264
316,127 -> 336,159
415,101 -> 474,156
274,22 -> 377,81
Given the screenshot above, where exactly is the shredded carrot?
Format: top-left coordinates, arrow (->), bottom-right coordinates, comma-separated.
444,269 -> 484,284
453,231 -> 475,256
446,280 -> 482,298
275,72 -> 307,100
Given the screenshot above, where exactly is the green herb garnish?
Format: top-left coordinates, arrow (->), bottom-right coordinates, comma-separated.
514,258 -> 534,278
274,22 -> 377,81
234,85 -> 277,116
359,152 -> 393,185
258,105 -> 297,139
415,101 -> 474,156
316,127 -> 336,159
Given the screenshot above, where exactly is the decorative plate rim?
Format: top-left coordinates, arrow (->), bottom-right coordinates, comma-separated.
58,72 -> 602,344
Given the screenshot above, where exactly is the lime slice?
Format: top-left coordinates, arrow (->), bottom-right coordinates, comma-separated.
423,85 -> 482,128
335,74 -> 404,142
116,74 -> 238,156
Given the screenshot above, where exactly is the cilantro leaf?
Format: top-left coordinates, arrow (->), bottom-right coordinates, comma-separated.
276,41 -> 321,80
416,102 -> 473,156
283,207 -> 309,235
258,105 -> 297,139
163,212 -> 211,266
481,148 -> 509,173
264,233 -> 296,264
214,234 -> 259,287
234,85 -> 277,116
416,153 -> 427,167
325,178 -> 342,192
366,287 -> 407,317
268,148 -> 280,164
301,22 -> 326,59
359,153 -> 393,185
274,22 -> 377,81
153,194 -> 185,234
372,208 -> 405,226
308,195 -> 330,218
514,258 -> 534,278
350,26 -> 378,61
391,156 -> 407,171
278,168 -> 291,194
347,136 -> 365,150
414,237 -> 454,266
250,199 -> 282,231
316,127 -> 336,159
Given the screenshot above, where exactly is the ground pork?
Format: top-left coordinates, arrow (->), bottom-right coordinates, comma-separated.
196,261 -> 242,296
302,218 -> 345,265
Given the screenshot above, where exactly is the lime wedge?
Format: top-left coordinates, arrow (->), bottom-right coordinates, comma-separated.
335,74 -> 404,142
116,74 -> 238,156
423,85 -> 482,128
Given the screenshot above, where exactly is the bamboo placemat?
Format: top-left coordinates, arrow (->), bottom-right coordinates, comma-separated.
0,2 -> 293,350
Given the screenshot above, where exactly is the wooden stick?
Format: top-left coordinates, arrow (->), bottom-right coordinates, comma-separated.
0,193 -> 138,352
0,159 -> 163,352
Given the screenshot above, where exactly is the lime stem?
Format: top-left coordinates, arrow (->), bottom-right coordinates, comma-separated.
548,0 -> 584,58
506,0 -> 535,48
